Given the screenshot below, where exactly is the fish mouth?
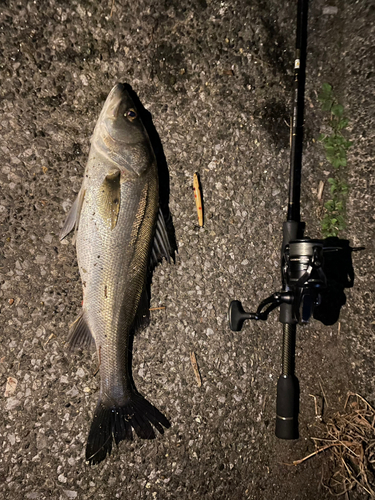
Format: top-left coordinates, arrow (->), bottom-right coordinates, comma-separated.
104,83 -> 128,121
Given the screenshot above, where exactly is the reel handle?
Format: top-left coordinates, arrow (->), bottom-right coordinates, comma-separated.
228,300 -> 256,331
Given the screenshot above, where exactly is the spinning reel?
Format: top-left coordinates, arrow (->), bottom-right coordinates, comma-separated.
229,238 -> 327,331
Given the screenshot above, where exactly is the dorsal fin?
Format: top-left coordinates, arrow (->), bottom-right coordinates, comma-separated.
149,209 -> 174,269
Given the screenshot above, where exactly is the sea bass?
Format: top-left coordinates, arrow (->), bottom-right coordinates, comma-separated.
60,83 -> 172,465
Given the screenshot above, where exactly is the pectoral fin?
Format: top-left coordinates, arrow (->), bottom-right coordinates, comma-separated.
98,168 -> 121,230
59,188 -> 85,241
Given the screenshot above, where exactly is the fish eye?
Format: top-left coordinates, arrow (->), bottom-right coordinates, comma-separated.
125,108 -> 137,121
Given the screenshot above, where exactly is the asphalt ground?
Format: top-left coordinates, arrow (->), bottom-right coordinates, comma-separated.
1,1 -> 374,499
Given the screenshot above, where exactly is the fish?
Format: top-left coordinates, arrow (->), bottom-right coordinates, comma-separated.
59,83 -> 173,465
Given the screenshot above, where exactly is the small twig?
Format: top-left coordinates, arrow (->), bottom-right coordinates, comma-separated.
262,395 -> 267,413
149,306 -> 166,311
337,439 -> 361,458
309,394 -> 319,417
351,393 -> 375,413
110,0 -> 115,18
193,173 -> 203,227
319,375 -> 329,409
44,333 -> 55,347
317,180 -> 325,202
190,351 -> 202,388
291,443 -> 338,466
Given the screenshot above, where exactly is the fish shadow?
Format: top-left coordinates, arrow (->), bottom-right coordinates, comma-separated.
123,83 -> 177,256
123,84 -> 174,431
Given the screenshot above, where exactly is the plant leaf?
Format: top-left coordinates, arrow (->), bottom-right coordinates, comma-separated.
332,158 -> 343,168
338,118 -> 349,130
321,100 -> 333,111
321,83 -> 332,94
331,104 -> 344,118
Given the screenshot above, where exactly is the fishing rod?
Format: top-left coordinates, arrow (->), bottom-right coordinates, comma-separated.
228,0 -> 328,439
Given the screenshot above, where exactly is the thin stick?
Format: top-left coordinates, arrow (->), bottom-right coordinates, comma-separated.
319,375 -> 329,408
291,443 -> 338,465
110,0 -> 115,18
44,333 -> 55,347
309,394 -> 318,416
317,180 -> 325,202
149,306 -> 166,311
353,393 -> 375,412
193,173 -> 203,227
190,351 -> 202,387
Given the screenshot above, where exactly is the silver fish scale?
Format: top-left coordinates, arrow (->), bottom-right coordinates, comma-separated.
76,149 -> 158,405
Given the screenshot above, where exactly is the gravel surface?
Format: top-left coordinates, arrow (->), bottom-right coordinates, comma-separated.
1,0 -> 374,499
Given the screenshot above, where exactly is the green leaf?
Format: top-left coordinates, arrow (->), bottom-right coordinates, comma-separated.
331,218 -> 337,225
331,104 -> 344,118
324,136 -> 335,147
338,148 -> 347,160
332,157 -> 344,168
321,99 -> 333,111
327,177 -> 335,184
345,140 -> 353,148
325,146 -> 338,157
338,118 -> 349,130
322,83 -> 332,93
324,200 -> 335,210
335,136 -> 346,146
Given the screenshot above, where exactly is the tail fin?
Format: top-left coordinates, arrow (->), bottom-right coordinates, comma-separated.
85,392 -> 170,465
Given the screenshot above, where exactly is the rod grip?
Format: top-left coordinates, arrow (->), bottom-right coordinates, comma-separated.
275,375 -> 299,439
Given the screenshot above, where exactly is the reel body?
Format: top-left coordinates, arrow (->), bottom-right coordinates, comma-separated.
228,238 -> 327,331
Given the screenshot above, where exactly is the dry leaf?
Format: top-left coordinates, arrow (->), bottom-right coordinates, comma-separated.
4,377 -> 17,397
